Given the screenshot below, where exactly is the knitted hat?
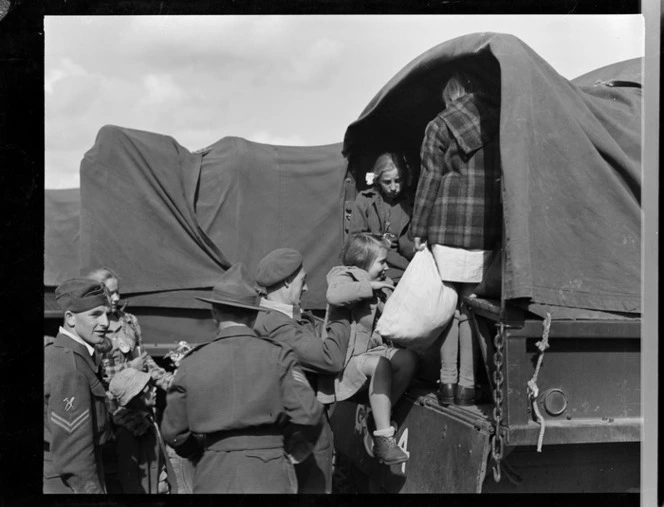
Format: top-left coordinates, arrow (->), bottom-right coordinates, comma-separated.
195,263 -> 267,311
254,248 -> 303,288
55,278 -> 109,313
109,368 -> 152,407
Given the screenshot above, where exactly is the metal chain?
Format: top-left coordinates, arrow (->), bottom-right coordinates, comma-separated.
490,321 -> 506,483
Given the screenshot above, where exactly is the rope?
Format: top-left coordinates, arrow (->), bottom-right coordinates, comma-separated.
526,312 -> 551,452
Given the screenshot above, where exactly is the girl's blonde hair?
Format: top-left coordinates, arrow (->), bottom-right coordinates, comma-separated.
442,71 -> 473,106
372,152 -> 410,191
87,266 -> 119,284
342,233 -> 390,271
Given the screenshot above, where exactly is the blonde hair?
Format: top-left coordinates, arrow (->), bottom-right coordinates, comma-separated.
442,71 -> 473,105
341,233 -> 390,272
87,267 -> 119,284
372,152 -> 409,191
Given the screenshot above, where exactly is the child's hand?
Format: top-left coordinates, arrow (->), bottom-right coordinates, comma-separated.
370,280 -> 394,291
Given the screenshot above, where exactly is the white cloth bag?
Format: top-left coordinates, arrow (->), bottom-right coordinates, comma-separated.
375,248 -> 458,351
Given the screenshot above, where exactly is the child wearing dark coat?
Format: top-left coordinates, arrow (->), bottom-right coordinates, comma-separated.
109,368 -> 177,494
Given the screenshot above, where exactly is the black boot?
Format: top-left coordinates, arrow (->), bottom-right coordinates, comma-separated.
436,383 -> 456,405
455,386 -> 476,406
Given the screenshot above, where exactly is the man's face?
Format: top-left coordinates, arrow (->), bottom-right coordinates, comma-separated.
286,267 -> 308,306
67,304 -> 110,346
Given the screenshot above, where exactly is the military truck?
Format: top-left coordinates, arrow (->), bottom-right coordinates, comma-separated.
44,32 -> 641,493
329,32 -> 641,493
44,133 -> 351,353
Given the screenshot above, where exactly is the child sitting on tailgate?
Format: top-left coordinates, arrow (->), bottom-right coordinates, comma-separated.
321,232 -> 418,465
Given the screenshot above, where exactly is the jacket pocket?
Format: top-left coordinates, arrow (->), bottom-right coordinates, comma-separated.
91,382 -> 110,441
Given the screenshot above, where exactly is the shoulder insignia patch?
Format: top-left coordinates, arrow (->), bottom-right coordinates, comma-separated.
63,397 -> 75,411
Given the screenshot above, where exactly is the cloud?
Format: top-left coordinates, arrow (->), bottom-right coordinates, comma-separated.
44,16 -> 645,189
45,57 -> 95,97
142,74 -> 186,105
283,38 -> 343,85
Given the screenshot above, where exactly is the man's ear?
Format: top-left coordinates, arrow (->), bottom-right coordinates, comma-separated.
64,310 -> 76,328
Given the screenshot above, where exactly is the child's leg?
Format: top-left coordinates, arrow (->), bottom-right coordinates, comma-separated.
359,355 -> 393,431
458,283 -> 479,389
388,348 -> 418,404
440,309 -> 461,384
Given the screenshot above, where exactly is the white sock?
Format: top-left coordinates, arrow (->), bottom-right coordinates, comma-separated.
373,426 -> 395,438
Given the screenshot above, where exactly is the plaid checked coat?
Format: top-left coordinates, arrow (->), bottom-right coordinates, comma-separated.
411,93 -> 502,250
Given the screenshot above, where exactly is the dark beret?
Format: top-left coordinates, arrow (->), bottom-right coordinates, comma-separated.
55,278 -> 109,313
255,248 -> 303,288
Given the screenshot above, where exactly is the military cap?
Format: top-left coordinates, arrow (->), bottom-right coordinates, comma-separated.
55,278 -> 109,313
109,368 -> 152,407
255,248 -> 303,288
196,263 -> 267,312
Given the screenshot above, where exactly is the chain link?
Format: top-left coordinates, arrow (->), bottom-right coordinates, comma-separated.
490,321 -> 506,482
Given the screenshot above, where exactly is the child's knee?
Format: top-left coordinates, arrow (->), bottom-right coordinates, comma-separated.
393,348 -> 418,370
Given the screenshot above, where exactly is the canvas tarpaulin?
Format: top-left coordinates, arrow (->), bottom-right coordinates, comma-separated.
44,188 -> 81,287
342,32 -> 641,317
79,126 -> 347,310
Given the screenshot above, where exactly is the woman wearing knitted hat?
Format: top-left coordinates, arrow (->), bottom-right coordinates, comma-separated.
109,368 -> 177,494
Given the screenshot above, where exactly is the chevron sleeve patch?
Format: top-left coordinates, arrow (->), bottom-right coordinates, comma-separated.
292,370 -> 310,387
50,409 -> 90,434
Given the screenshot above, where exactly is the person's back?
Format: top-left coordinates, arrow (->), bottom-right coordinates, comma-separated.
161,263 -> 323,493
175,328 -> 313,433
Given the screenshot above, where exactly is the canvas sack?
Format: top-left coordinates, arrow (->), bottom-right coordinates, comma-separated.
376,248 -> 457,351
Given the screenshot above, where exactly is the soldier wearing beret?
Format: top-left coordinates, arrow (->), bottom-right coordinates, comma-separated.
44,278 -> 112,494
161,263 -> 323,493
253,248 -> 351,493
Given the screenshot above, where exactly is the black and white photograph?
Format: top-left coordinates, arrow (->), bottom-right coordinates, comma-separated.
1,4 -> 658,502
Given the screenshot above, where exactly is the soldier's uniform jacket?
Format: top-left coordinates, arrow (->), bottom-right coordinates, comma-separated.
44,333 -> 111,494
253,303 -> 351,493
253,305 -> 351,389
161,325 -> 323,487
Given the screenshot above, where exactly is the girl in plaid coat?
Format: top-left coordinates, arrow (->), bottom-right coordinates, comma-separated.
411,71 -> 502,407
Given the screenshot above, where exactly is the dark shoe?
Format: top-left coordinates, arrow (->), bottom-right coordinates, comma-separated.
364,414 -> 398,458
455,386 -> 476,406
373,435 -> 410,465
436,383 -> 456,406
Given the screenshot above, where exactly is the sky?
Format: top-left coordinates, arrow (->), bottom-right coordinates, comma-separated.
44,15 -> 645,189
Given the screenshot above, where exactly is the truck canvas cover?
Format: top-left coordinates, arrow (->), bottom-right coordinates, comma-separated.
45,188 -> 81,287
63,129 -> 347,310
342,32 -> 641,319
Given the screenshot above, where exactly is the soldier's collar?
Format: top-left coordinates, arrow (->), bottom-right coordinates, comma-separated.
58,326 -> 95,356
259,298 -> 298,320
